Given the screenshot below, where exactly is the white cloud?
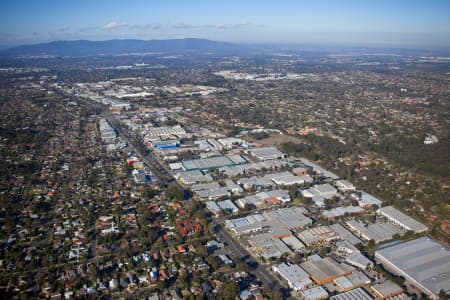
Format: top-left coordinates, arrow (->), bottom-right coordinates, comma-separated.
214,22 -> 251,29
103,21 -> 127,30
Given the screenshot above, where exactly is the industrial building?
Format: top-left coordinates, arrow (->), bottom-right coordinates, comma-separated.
370,280 -> 404,299
301,183 -> 338,199
248,233 -> 291,259
176,170 -> 213,184
299,286 -> 328,300
181,155 -> 245,171
356,191 -> 383,208
330,288 -> 373,300
247,147 -> 285,161
296,225 -> 338,246
272,262 -> 312,292
334,180 -> 356,192
377,206 -> 428,233
333,271 -> 371,292
225,207 -> 311,237
300,256 -> 355,285
375,237 -> 450,299
143,125 -> 186,141
99,119 -> 117,144
330,223 -> 363,246
219,159 -> 287,177
281,235 -> 306,252
346,219 -> 405,243
321,206 -> 365,219
235,189 -> 290,208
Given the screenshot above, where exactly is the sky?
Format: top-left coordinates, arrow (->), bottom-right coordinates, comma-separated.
1,0 -> 449,49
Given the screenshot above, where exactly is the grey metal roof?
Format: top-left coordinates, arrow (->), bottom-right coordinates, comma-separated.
182,155 -> 235,171
330,288 -> 373,300
378,206 -> 428,233
375,237 -> 450,297
249,147 -> 284,160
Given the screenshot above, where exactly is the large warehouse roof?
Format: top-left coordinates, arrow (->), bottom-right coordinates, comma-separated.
375,237 -> 450,298
182,155 -> 244,171
377,206 -> 428,233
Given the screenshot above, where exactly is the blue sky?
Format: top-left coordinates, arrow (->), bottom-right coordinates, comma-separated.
1,0 -> 449,48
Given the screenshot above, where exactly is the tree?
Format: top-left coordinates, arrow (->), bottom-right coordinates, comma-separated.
166,183 -> 185,201
220,281 -> 240,299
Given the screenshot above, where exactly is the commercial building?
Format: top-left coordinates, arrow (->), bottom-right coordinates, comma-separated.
272,262 -> 312,292
248,233 -> 291,259
281,236 -> 306,252
377,206 -> 428,233
333,271 -> 371,292
181,155 -> 245,171
196,187 -> 231,200
321,206 -> 365,219
235,189 -> 291,208
334,180 -> 356,192
292,166 -> 309,176
301,183 -> 338,199
375,237 -> 450,299
267,207 -> 312,229
330,288 -> 373,300
345,252 -> 374,270
219,159 -> 288,177
370,280 -> 404,299
205,199 -> 239,216
225,207 -> 310,237
300,286 -> 328,300
330,223 -> 363,246
297,226 -> 338,246
247,147 -> 285,161
270,172 -> 312,186
176,170 -> 213,185
357,191 -> 383,208
300,256 -> 355,285
143,125 -> 186,140
346,220 -> 405,243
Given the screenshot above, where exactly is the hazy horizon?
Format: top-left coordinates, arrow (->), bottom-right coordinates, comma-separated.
1,0 -> 450,50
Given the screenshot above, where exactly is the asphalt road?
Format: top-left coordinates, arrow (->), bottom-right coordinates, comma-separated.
214,224 -> 282,289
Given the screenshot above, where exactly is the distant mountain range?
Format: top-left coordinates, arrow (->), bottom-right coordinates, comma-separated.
0,38 -> 247,57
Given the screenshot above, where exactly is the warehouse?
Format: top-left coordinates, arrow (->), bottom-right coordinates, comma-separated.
272,262 -> 312,292
300,286 -> 328,300
377,206 -> 428,233
300,256 -> 355,285
346,220 -> 405,243
330,223 -> 362,246
176,170 -> 213,184
235,189 -> 291,208
296,225 -> 338,246
321,206 -> 365,219
248,147 -> 285,160
357,191 -> 383,208
330,288 -> 373,300
333,271 -> 371,292
281,236 -> 306,252
266,207 -> 312,229
334,179 -> 356,192
248,233 -> 291,259
370,280 -> 404,299
375,237 -> 450,299
181,156 -> 233,171
301,183 -> 338,199
225,207 -> 308,237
